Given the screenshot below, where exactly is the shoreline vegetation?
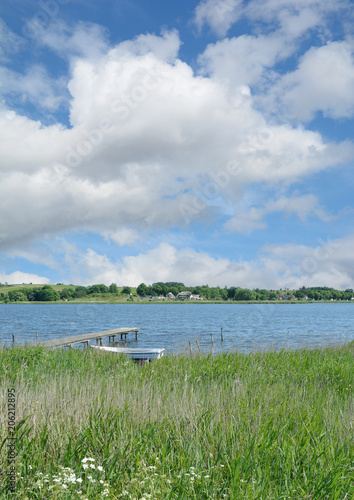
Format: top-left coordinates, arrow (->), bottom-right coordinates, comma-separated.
1,343 -> 353,498
1,282 -> 354,304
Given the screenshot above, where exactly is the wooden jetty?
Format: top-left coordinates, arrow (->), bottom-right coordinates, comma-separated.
29,327 -> 140,349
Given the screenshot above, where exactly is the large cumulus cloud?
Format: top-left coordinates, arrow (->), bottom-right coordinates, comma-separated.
1,27 -> 353,252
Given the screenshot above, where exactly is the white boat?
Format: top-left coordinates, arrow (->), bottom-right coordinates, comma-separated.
91,345 -> 165,361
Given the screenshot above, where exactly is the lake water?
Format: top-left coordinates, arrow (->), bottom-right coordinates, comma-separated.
0,303 -> 353,354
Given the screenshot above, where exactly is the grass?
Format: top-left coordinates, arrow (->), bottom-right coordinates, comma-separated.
0,343 -> 353,499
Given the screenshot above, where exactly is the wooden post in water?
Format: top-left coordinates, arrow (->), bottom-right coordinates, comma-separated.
189,341 -> 192,356
12,334 -> 15,344
196,340 -> 200,354
221,327 -> 223,342
210,334 -> 214,346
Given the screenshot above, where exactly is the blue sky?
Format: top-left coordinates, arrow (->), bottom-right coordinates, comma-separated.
1,0 -> 354,289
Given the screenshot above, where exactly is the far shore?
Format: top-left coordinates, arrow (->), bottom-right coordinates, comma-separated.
1,299 -> 353,305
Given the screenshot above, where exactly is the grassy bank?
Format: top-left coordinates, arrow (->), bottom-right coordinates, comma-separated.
0,344 -> 353,499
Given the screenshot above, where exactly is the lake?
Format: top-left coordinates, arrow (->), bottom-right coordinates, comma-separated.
0,303 -> 353,354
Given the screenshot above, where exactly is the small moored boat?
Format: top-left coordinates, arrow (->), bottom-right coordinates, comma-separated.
91,345 -> 165,362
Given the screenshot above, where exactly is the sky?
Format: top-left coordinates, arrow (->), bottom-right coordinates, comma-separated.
0,0 -> 354,289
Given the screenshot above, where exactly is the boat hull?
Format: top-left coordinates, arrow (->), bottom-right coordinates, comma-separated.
91,345 -> 165,360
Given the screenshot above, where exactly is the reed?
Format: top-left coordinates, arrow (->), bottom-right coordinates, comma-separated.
0,343 -> 353,499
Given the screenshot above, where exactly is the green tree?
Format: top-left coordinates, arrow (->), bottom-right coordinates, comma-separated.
168,286 -> 179,297
60,288 -> 74,300
122,286 -> 132,295
234,288 -> 255,301
109,283 -> 119,294
209,287 -> 222,300
89,284 -> 109,294
36,286 -> 60,302
151,283 -> 168,296
8,291 -> 27,302
165,282 -> 185,291
136,283 -> 148,297
73,286 -> 88,298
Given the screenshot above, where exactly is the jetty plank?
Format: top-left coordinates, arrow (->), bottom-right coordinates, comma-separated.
28,327 -> 140,348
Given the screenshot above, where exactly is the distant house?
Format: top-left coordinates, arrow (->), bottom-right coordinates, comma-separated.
166,292 -> 175,300
190,294 -> 202,300
177,291 -> 192,300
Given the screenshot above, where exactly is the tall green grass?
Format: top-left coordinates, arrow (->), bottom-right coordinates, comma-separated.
0,343 -> 353,499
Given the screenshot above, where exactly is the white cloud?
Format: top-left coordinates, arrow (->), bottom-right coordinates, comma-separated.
111,29 -> 181,63
0,20 -> 25,61
265,195 -> 334,222
193,0 -> 348,37
224,208 -> 268,233
0,65 -> 67,111
0,271 -> 50,285
103,228 -> 140,246
195,0 -> 353,112
265,40 -> 354,121
1,26 -> 353,251
16,236 -> 353,289
244,0 -> 340,26
26,19 -> 110,61
224,194 -> 334,233
1,22 -> 354,261
198,33 -> 293,87
194,0 -> 243,37
261,234 -> 354,289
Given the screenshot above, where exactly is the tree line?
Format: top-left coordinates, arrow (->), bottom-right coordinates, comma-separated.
0,284 -> 130,302
137,283 -> 354,301
0,283 -> 353,302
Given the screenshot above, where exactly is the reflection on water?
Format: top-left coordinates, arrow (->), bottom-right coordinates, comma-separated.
0,303 -> 353,354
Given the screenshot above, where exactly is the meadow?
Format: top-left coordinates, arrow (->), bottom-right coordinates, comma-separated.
0,343 -> 353,499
